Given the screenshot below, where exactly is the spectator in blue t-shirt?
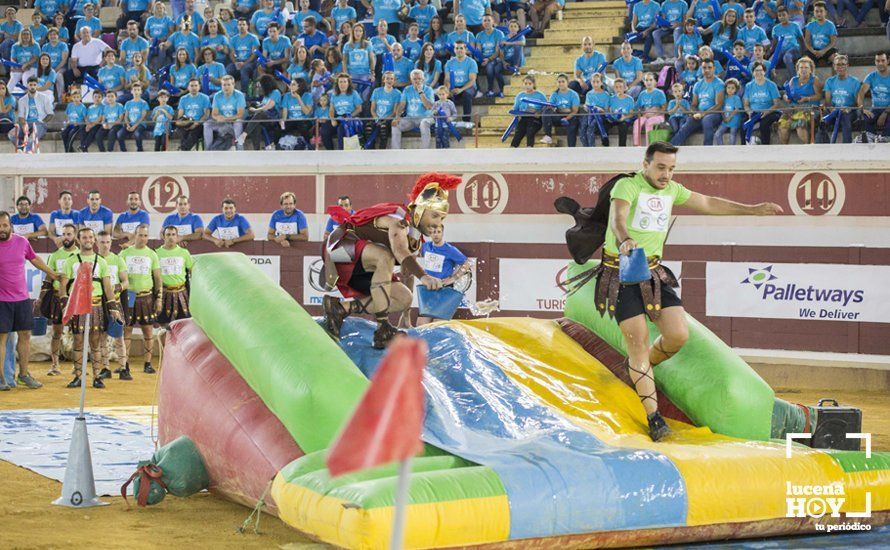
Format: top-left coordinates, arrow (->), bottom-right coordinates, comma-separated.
670,58 -> 725,145
715,78 -> 743,145
444,41 -> 478,122
417,223 -> 471,325
161,195 -> 204,243
742,62 -> 781,144
474,15 -> 506,97
115,191 -> 152,247
580,73 -> 612,147
79,190 -> 114,234
268,191 -> 309,246
803,2 -> 837,66
540,73 -> 580,146
369,72 -> 402,148
631,0 -> 660,62
653,0 -> 688,61
48,191 -> 81,245
12,195 -> 47,240
611,42 -> 645,98
204,198 -> 255,248
324,195 -> 353,239
859,52 -> 890,142
820,54 -> 861,144
667,81 -> 691,135
771,7 -> 804,82
227,19 -> 260,86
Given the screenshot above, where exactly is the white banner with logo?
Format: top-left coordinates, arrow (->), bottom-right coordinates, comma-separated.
498,259 -> 682,312
302,256 -> 477,308
706,262 -> 890,323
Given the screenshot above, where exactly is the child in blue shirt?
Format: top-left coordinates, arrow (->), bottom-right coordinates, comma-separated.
152,90 -> 175,151
715,78 -> 743,145
667,82 -> 691,134
62,88 -> 87,153
581,73 -> 612,147
606,78 -> 636,146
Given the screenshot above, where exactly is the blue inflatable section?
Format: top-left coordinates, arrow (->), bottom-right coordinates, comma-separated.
335,318 -> 688,539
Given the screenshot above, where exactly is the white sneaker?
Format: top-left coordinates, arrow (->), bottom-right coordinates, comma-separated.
853,133 -> 864,143
264,144 -> 275,150
866,132 -> 877,143
540,135 -> 553,145
655,57 -> 666,64
475,90 -> 483,98
875,135 -> 888,143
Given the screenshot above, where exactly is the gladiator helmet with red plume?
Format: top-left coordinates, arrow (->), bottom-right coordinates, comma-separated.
407,173 -> 463,227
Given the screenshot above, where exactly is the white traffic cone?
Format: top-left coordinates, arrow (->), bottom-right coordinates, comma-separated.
52,416 -> 109,508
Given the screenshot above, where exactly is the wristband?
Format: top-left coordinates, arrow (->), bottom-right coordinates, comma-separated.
400,256 -> 427,279
619,237 -> 634,248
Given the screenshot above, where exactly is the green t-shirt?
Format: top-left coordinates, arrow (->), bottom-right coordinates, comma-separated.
63,253 -> 109,298
155,245 -> 194,287
101,252 -> 128,288
120,246 -> 160,292
48,246 -> 79,290
604,171 -> 691,259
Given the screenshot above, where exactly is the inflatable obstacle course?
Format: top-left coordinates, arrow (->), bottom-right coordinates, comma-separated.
157,253 -> 889,548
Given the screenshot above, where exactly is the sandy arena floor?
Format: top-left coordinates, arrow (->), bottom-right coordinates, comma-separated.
1,362 -> 887,549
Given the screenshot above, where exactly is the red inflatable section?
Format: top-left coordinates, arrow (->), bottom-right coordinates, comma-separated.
158,319 -> 304,513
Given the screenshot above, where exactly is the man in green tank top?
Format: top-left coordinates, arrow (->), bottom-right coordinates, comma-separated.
119,225 -> 162,375
605,142 -> 782,441
38,223 -> 78,376
59,228 -> 123,389
97,231 -> 131,381
155,225 -> 194,326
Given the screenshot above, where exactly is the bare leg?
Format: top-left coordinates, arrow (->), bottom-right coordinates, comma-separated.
89,330 -> 102,378
649,306 -> 689,367
141,324 -> 154,370
124,326 -> 134,366
15,330 -> 31,377
619,314 -> 658,416
72,333 -> 84,377
49,323 -> 63,373
0,333 -> 7,386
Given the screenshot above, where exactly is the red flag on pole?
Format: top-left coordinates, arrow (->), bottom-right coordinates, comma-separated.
326,337 -> 427,477
62,263 -> 94,326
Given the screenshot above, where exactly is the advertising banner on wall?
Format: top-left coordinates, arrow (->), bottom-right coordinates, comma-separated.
706,262 -> 890,323
498,259 -> 682,312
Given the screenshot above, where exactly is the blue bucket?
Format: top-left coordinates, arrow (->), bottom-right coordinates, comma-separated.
106,317 -> 124,338
31,316 -> 47,336
417,286 -> 464,320
127,290 -> 137,308
619,248 -> 652,285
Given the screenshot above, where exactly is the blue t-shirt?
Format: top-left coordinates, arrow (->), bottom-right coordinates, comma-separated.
281,92 -> 313,119
722,94 -> 743,128
370,34 -> 396,56
300,31 -> 327,59
584,89 -> 612,111
675,32 -> 703,58
251,9 -> 284,36
409,4 -> 437,33
313,104 -> 329,119
74,16 -> 102,36
771,22 -> 803,53
234,0 -> 257,11
120,36 -> 149,66
124,98 -> 150,125
743,78 -> 780,110
124,0 -> 151,11
162,212 -> 204,236
98,64 -> 126,90
402,38 -> 424,62
632,0 -> 660,28
49,209 -> 81,236
738,24 -> 768,53
609,95 -> 635,118
79,205 -> 114,233
824,75 -> 861,108
693,77 -> 725,111
208,213 -> 251,238
401,84 -> 435,117
331,90 -> 363,116
0,20 -> 23,42
177,11 -> 205,32
805,20 -> 836,51
37,70 -> 56,90
459,0 -> 490,25
212,89 -> 247,117
86,103 -> 104,123
693,0 -> 718,26
152,104 -> 175,136
103,103 -> 125,124
34,0 -> 65,17
864,71 -> 890,109
262,35 -> 292,61
612,56 -> 643,83
421,241 -> 467,279
705,21 -> 735,54
667,98 -> 690,119
222,19 -> 238,38
41,41 -> 68,69
343,43 -> 372,77
145,15 -> 175,40
66,102 -> 87,124
549,88 -> 580,110
11,43 -> 40,66
445,29 -> 473,49
637,88 -> 667,109
721,1 -> 745,18
268,209 -> 308,236
372,0 -> 404,24
168,31 -> 200,61
474,29 -> 505,59
513,90 -> 548,112
445,57 -> 478,88
331,6 -> 358,30
660,0 -> 688,23
201,34 -> 231,63
170,63 -> 197,89
420,59 -> 442,87
371,86 -> 402,118
294,9 -> 324,27
391,56 -> 413,84
286,62 -> 310,82
116,209 -> 151,234
230,33 -> 261,62
755,0 -> 777,32
199,62 -> 226,93
29,24 -> 48,45
574,51 -> 607,80
179,92 -> 211,120
11,213 -> 45,236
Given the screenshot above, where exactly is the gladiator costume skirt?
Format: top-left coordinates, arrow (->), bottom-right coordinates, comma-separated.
70,297 -> 107,334
158,285 -> 190,324
38,283 -> 64,324
129,291 -> 157,326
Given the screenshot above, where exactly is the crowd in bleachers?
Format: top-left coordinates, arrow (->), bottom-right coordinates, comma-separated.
507,0 -> 889,147
0,0 -> 555,150
0,0 -> 886,149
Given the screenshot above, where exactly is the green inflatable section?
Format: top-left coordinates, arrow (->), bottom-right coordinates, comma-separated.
189,253 -> 369,453
564,260 -> 775,441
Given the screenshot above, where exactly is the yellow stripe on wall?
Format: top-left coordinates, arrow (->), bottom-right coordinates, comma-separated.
452,319 -> 890,526
271,473 -> 511,549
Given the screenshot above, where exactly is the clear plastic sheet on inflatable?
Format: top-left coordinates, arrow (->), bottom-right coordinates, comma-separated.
336,318 -> 688,540
0,409 -> 155,495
